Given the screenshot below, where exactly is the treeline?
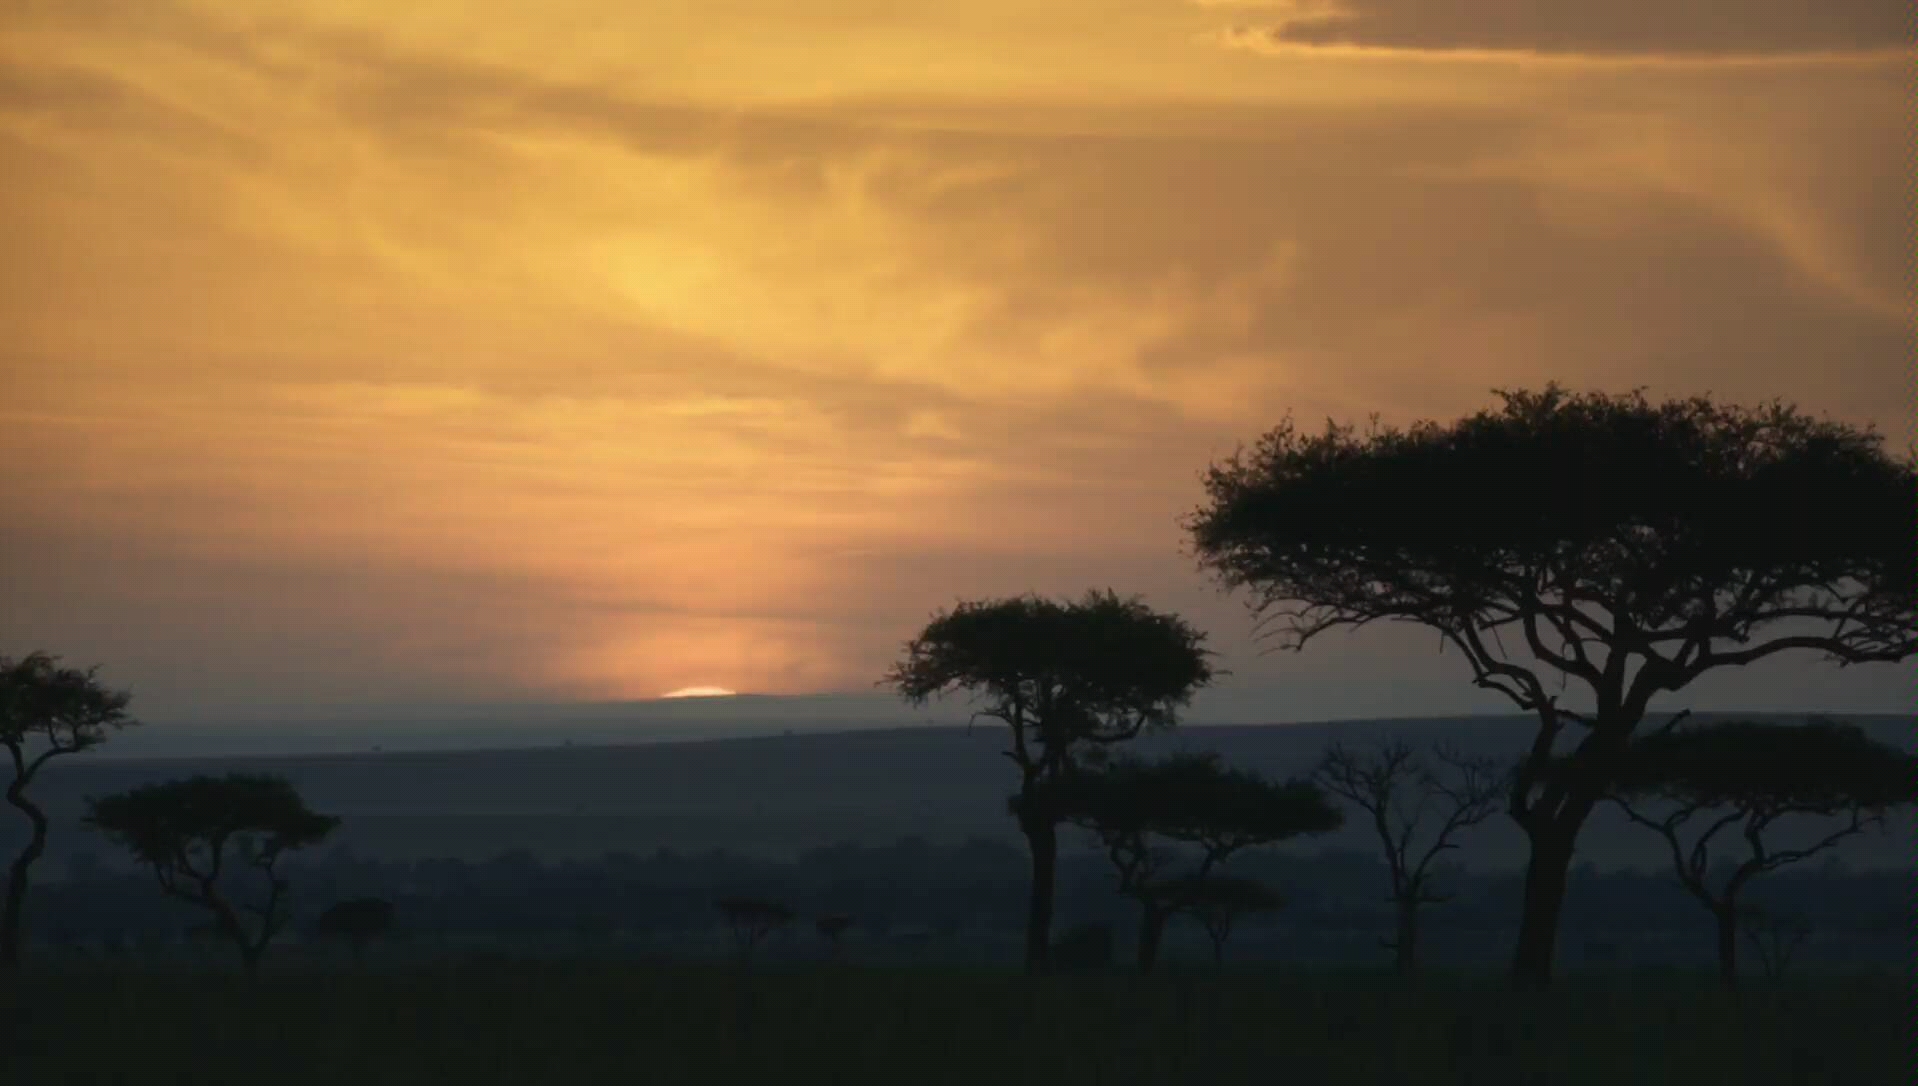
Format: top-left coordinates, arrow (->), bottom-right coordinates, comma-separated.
24,840 -> 1910,969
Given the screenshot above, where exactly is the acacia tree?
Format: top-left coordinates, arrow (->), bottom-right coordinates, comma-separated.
1027,752 -> 1339,971
86,774 -> 339,976
1314,740 -> 1505,975
886,590 -> 1214,972
1583,718 -> 1917,986
1,652 -> 137,971
1187,386 -> 1914,984
1138,875 -> 1282,966
715,898 -> 794,962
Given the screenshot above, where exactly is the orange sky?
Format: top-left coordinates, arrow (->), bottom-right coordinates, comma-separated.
2,0 -> 1910,720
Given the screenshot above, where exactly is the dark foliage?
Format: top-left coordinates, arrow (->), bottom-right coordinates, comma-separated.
0,651 -> 137,971
86,774 -> 339,974
715,898 -> 795,959
1575,718 -> 1918,985
885,590 -> 1215,971
1187,385 -> 1916,983
1136,875 -> 1283,964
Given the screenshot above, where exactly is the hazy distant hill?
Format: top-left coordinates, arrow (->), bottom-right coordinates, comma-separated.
10,714 -> 1910,875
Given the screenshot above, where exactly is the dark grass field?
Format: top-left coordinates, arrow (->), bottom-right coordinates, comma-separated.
1,964 -> 1903,1084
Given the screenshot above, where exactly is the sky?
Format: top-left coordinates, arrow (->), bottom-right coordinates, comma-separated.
2,0 -> 1912,730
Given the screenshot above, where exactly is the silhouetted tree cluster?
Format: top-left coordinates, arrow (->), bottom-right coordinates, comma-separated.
1187,386 -> 1914,983
1572,717 -> 1918,985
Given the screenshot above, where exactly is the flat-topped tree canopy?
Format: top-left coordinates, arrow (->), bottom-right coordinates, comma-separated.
1030,752 -> 1341,859
1591,717 -> 1918,815
887,590 -> 1215,770
1187,386 -> 1914,727
1,651 -> 137,763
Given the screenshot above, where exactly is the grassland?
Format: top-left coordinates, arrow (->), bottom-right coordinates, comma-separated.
0,963 -> 1901,1084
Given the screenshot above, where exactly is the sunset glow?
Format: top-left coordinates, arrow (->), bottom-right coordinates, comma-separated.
1,1 -> 1907,720
661,687 -> 740,700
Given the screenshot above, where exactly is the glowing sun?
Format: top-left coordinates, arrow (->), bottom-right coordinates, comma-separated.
660,686 -> 738,699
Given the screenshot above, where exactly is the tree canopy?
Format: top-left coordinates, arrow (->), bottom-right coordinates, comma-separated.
1187,387 -> 1913,727
87,774 -> 339,974
886,590 -> 1215,775
1186,385 -> 1915,983
2,651 -> 137,971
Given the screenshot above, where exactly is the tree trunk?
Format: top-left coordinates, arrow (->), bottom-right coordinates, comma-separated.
1510,822 -> 1578,987
1022,816 -> 1057,974
1393,898 -> 1420,977
1136,903 -> 1169,973
1714,904 -> 1739,988
1,786 -> 50,973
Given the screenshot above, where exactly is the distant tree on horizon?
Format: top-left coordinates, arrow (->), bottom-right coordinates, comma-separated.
87,774 -> 339,976
715,898 -> 793,962
1,651 -> 137,973
1187,385 -> 1915,985
885,590 -> 1215,973
1314,740 -> 1505,976
1577,717 -> 1918,986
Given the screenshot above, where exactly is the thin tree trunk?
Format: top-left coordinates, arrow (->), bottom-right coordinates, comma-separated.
1023,817 -> 1057,974
1136,904 -> 1169,973
1393,898 -> 1420,977
1714,904 -> 1739,988
1511,823 -> 1578,986
1,786 -> 49,973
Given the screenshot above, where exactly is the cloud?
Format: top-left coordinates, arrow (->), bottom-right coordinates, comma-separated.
1208,0 -> 1911,64
1,0 -> 1909,717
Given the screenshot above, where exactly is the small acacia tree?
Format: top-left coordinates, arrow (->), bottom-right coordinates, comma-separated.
1188,386 -> 1914,984
1581,718 -> 1917,986
86,774 -> 339,976
1139,875 -> 1282,966
316,897 -> 396,960
886,590 -> 1214,972
1314,740 -> 1505,975
1,652 -> 137,972
715,898 -> 794,962
1026,752 -> 1340,971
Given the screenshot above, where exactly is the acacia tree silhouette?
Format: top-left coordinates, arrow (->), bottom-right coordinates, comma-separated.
1314,740 -> 1504,976
886,590 -> 1214,973
1187,386 -> 1915,985
715,899 -> 793,963
1579,717 -> 1918,986
1024,752 -> 1339,971
1137,875 -> 1281,966
0,652 -> 136,973
86,774 -> 339,976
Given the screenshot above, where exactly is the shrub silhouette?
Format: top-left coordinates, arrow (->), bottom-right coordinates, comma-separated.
814,913 -> 853,955
1,651 -> 137,972
1315,740 -> 1504,975
885,590 -> 1214,973
86,773 -> 339,976
1575,717 -> 1918,986
1188,386 -> 1915,984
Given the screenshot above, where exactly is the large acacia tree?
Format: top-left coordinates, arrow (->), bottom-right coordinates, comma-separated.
1,652 -> 137,972
886,590 -> 1214,972
1024,752 -> 1340,971
1584,718 -> 1918,986
1187,387 -> 1914,984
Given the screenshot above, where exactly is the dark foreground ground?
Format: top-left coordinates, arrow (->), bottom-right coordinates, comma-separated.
0,965 -> 1901,1085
